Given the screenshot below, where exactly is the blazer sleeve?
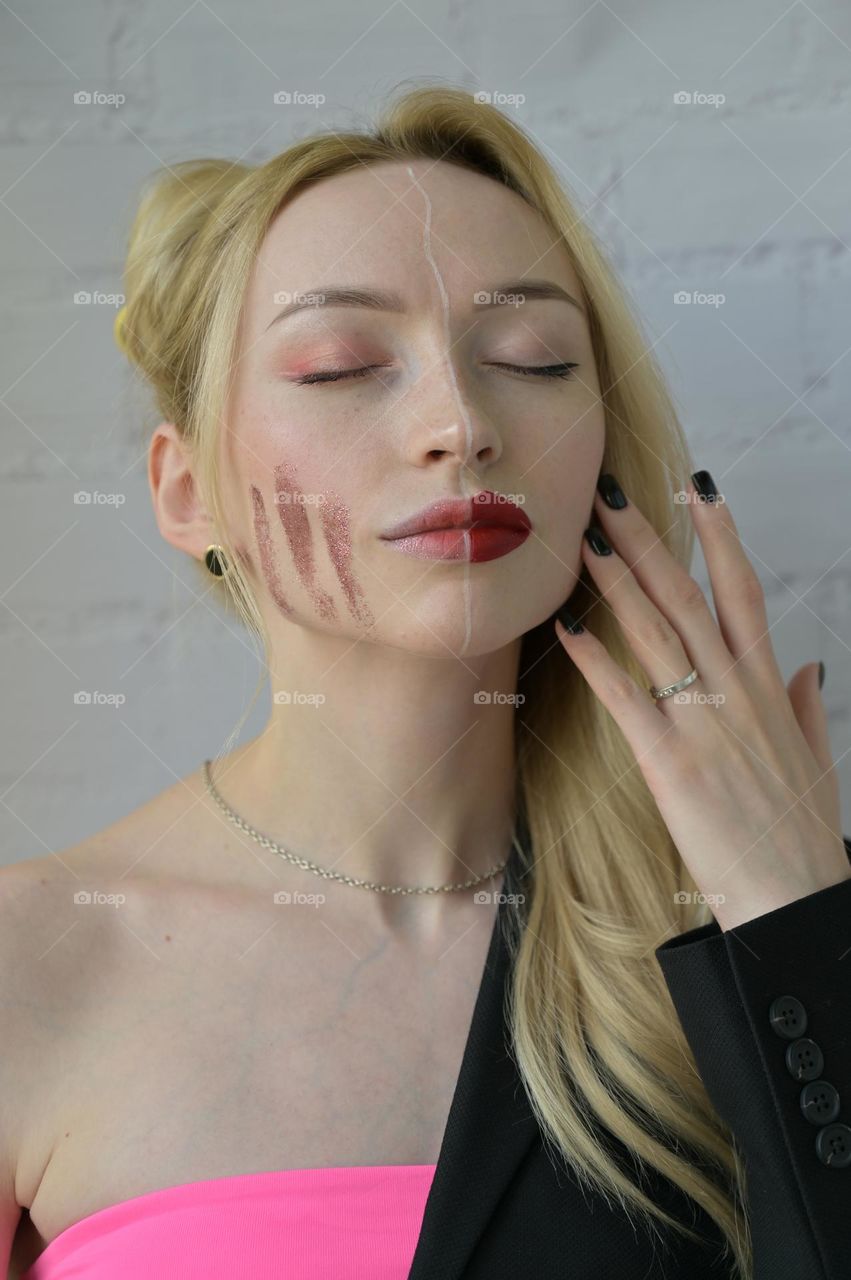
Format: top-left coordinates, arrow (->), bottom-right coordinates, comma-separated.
654,836 -> 851,1280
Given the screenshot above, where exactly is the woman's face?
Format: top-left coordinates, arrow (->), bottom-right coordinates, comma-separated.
221,157 -> 606,657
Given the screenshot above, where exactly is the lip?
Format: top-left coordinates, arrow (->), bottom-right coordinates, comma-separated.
381,490 -> 532,540
380,490 -> 532,563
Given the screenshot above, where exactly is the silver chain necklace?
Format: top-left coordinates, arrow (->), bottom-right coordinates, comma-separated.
202,758 -> 516,896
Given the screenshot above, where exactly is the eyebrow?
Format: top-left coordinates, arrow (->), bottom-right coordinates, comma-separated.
264,278 -> 586,330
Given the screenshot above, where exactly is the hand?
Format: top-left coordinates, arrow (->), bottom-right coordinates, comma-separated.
554,470 -> 849,932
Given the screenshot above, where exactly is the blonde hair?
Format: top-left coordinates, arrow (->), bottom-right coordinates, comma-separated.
115,82 -> 751,1277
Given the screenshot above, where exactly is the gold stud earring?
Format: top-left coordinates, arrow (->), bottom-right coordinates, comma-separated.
204,544 -> 229,577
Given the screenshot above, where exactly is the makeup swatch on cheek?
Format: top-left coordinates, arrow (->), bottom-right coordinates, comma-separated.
273,462 -> 337,622
320,492 -> 375,628
250,484 -> 294,617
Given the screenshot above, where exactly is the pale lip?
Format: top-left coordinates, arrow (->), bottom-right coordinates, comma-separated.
380,490 -> 532,540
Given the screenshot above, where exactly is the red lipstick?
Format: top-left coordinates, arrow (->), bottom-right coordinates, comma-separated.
380,490 -> 532,563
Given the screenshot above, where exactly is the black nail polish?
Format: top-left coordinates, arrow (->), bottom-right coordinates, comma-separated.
818,661 -> 826,691
555,604 -> 585,634
597,473 -> 627,509
691,470 -> 718,502
584,525 -> 612,556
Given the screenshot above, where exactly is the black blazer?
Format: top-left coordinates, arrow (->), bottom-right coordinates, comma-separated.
405,835 -> 851,1279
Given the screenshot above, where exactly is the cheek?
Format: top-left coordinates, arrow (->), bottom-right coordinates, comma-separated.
246,456 -> 374,630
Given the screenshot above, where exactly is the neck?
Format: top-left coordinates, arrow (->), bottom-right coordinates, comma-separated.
206,628 -> 522,926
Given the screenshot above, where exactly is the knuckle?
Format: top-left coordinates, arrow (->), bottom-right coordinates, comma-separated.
637,611 -> 679,651
735,569 -> 766,610
602,671 -> 639,704
668,573 -> 707,612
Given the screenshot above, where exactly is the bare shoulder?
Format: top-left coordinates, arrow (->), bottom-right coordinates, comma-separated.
0,764 -> 212,1185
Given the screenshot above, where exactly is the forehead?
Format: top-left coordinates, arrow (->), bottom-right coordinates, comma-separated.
243,157 -> 581,317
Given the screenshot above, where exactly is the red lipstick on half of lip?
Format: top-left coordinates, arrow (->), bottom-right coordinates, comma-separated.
380,489 -> 532,563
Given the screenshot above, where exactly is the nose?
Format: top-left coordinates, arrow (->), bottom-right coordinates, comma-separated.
399,355 -> 504,475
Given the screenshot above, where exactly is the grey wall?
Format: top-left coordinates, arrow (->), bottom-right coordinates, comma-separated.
1,1 -> 849,863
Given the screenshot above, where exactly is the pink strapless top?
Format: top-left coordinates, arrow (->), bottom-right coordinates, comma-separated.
20,1163 -> 437,1279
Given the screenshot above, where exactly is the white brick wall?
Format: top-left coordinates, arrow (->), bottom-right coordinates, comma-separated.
1,0 -> 849,859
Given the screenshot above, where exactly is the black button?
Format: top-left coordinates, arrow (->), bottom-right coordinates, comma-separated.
800,1080 -> 841,1126
785,1038 -> 824,1082
815,1123 -> 851,1168
769,995 -> 807,1040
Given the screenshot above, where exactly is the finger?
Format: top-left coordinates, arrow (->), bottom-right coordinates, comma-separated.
786,661 -> 835,777
580,526 -> 699,701
553,614 -> 674,764
590,486 -> 734,693
682,472 -> 785,687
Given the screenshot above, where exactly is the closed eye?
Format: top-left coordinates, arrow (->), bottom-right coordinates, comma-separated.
293,362 -> 580,385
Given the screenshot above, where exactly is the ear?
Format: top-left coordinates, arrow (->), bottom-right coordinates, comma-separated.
148,422 -> 214,563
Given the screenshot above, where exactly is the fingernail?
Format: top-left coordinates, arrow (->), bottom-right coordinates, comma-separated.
691,469 -> 719,503
818,660 -> 826,690
597,473 -> 627,509
583,524 -> 612,556
555,604 -> 585,634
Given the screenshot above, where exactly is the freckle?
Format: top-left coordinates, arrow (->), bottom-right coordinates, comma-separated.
273,462 -> 336,621
164,934 -> 171,942
251,485 -> 294,617
321,491 -> 374,628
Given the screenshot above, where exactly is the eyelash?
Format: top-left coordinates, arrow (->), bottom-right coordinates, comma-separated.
293,362 -> 580,386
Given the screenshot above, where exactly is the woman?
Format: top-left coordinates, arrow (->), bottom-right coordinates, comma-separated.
2,84 -> 849,1280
